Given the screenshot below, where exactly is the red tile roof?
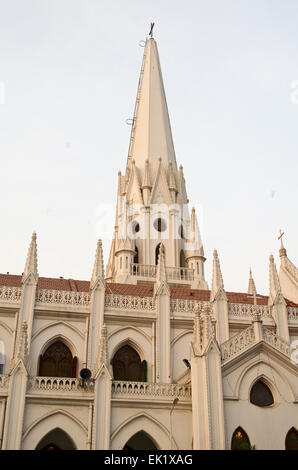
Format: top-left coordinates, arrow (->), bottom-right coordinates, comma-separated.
0,273 -> 297,307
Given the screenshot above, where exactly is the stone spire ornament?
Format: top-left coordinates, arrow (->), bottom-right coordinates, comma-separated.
269,254 -> 282,302
94,324 -> 108,374
210,249 -> 226,301
248,268 -> 257,296
11,322 -> 29,370
91,239 -> 105,288
192,304 -> 214,355
22,232 -> 38,283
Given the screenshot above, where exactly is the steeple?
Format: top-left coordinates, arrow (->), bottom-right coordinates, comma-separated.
106,33 -> 206,287
22,232 -> 38,283
127,37 -> 177,173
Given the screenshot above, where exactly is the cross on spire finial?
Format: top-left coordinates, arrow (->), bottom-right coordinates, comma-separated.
149,22 -> 155,38
278,229 -> 285,248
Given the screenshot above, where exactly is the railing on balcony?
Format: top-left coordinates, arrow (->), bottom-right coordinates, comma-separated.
111,380 -> 191,400
28,376 -> 93,394
221,325 -> 255,364
130,264 -> 194,282
229,303 -> 271,319
263,328 -> 290,356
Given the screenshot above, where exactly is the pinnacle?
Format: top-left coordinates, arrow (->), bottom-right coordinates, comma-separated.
248,268 -> 257,295
23,232 -> 38,282
91,239 -> 105,285
211,249 -> 225,299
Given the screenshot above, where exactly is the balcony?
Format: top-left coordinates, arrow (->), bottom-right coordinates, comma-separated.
130,263 -> 194,283
111,380 -> 191,402
27,376 -> 94,398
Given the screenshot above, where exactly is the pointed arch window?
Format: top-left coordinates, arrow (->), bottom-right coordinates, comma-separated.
112,344 -> 146,382
250,380 -> 274,407
0,340 -> 5,374
36,428 -> 76,450
134,246 -> 139,264
180,249 -> 186,268
231,427 -> 251,450
38,341 -> 77,378
285,427 -> 298,450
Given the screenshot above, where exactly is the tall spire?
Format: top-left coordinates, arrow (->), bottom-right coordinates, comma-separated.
23,232 -> 38,283
127,37 -> 177,173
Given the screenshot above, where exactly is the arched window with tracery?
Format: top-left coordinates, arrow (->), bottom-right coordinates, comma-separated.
250,380 -> 274,407
285,427 -> 298,450
38,341 -> 77,378
0,340 -> 5,374
231,427 -> 251,450
112,344 -> 147,382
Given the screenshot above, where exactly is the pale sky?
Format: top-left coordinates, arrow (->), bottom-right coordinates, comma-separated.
0,0 -> 297,295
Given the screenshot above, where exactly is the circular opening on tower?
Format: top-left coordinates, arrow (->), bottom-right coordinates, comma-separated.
154,218 -> 167,233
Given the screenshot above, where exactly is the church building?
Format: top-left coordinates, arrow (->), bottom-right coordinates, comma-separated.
0,32 -> 297,450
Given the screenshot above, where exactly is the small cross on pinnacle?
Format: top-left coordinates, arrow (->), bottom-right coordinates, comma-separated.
278,229 -> 285,248
149,22 -> 155,38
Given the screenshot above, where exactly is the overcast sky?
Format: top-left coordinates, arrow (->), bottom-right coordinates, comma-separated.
0,0 -> 297,295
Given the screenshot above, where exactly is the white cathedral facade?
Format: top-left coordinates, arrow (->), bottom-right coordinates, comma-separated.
0,35 -> 297,451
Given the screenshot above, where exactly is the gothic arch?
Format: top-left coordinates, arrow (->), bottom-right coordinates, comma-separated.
249,376 -> 275,406
22,409 -> 87,450
231,426 -> 251,450
36,427 -> 76,450
109,327 -> 151,366
234,359 -> 295,403
171,329 -> 192,346
32,321 -> 84,342
285,427 -> 298,450
0,320 -> 13,336
30,322 -> 83,375
39,334 -> 77,359
111,412 -> 177,450
38,339 -> 77,378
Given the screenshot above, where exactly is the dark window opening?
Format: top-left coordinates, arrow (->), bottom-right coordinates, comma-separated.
154,218 -> 166,232
231,427 -> 251,450
250,380 -> 274,407
112,345 -> 146,382
123,431 -> 158,450
285,427 -> 298,450
39,341 -> 77,378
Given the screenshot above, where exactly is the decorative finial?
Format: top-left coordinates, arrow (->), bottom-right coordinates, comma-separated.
149,22 -> 155,38
278,229 -> 285,249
